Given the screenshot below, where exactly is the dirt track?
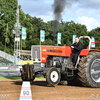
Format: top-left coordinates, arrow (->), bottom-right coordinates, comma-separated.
0,79 -> 100,100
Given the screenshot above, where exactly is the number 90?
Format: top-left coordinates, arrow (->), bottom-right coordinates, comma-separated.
23,91 -> 29,96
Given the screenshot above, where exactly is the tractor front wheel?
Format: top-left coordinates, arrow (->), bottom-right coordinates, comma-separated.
46,67 -> 61,86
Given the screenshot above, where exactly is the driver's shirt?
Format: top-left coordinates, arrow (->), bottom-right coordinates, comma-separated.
72,42 -> 83,54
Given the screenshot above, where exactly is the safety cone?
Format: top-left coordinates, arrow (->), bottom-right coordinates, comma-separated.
19,81 -> 32,100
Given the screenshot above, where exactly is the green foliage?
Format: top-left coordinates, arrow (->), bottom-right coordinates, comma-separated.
0,0 -> 17,55
58,21 -> 88,46
89,27 -> 100,49
0,0 -> 100,56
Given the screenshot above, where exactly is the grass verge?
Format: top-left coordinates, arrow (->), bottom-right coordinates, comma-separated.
0,71 -> 20,72
0,76 -> 45,79
0,76 -> 21,79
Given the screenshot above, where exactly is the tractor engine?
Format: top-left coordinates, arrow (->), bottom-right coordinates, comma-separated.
46,56 -> 70,68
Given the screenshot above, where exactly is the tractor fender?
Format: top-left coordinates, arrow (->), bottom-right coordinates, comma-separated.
79,49 -> 90,56
80,49 -> 100,56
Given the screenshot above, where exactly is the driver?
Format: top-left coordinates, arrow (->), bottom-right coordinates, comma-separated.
70,36 -> 83,67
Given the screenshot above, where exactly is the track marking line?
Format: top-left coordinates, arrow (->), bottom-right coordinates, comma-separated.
19,81 -> 32,100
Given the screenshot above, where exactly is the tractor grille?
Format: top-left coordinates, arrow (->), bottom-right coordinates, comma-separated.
31,45 -> 41,62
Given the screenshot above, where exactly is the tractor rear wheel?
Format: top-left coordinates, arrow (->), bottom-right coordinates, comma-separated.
78,52 -> 100,88
46,67 -> 61,86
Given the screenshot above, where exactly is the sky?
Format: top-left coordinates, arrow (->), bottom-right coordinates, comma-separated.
18,0 -> 100,31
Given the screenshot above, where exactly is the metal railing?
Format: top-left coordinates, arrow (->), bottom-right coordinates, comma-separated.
0,50 -> 14,62
0,50 -> 21,64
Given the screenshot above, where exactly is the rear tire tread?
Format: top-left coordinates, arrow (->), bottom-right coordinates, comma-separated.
78,52 -> 100,87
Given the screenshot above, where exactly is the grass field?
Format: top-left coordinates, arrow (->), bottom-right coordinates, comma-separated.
0,76 -> 45,79
0,71 -> 20,72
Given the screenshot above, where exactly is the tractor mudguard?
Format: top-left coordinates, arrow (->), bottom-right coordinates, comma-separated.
79,49 -> 90,56
80,49 -> 100,56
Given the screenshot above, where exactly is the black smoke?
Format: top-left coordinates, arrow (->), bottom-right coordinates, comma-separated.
53,0 -> 66,45
52,0 -> 78,46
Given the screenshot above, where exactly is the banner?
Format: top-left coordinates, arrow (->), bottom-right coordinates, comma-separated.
92,37 -> 95,47
73,35 -> 76,43
40,30 -> 45,42
58,33 -> 61,44
22,27 -> 26,40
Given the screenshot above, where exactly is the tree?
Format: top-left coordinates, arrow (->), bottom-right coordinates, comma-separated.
58,20 -> 88,46
0,0 -> 17,54
88,27 -> 100,49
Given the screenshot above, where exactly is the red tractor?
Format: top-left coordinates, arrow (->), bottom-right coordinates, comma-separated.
21,36 -> 100,88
